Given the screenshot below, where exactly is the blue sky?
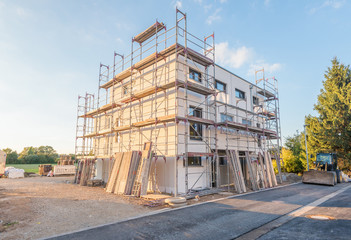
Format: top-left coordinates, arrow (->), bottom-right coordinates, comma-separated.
0,0 -> 350,154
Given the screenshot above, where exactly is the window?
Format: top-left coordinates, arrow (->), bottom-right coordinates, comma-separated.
256,123 -> 261,128
122,84 -> 130,96
235,89 -> 245,99
218,150 -> 227,166
215,80 -> 226,92
184,156 -> 202,166
220,113 -> 233,122
189,69 -> 202,82
242,119 -> 252,126
253,96 -> 259,105
189,106 -> 203,141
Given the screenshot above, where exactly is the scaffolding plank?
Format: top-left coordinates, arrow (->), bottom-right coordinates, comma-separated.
106,152 -> 124,193
80,103 -> 121,118
139,142 -> 153,196
124,151 -> 141,195
263,151 -> 273,188
267,152 -> 278,187
187,116 -> 215,125
226,150 -> 242,194
114,151 -> 133,194
258,152 -> 268,188
245,151 -> 258,191
133,22 -> 165,44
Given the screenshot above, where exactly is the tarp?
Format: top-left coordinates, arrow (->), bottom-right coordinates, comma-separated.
5,167 -> 25,179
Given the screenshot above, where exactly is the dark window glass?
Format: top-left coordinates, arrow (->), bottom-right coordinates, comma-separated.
184,156 -> 202,166
253,96 -> 259,105
235,89 -> 245,99
189,69 -> 202,82
215,80 -> 226,92
189,106 -> 203,140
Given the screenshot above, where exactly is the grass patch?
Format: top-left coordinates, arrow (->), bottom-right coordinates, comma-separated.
5,164 -> 56,174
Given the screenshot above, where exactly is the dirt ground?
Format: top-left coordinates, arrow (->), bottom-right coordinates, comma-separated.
0,176 -> 153,240
0,173 -> 301,240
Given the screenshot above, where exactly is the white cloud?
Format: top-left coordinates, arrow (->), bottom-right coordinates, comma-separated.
174,1 -> 182,9
194,0 -> 203,4
309,0 -> 345,14
206,8 -> 222,25
248,62 -> 282,76
220,0 -> 228,3
264,0 -> 271,6
215,41 -> 282,76
216,42 -> 254,69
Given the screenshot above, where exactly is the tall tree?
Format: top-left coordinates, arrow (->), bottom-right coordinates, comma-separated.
305,58 -> 351,171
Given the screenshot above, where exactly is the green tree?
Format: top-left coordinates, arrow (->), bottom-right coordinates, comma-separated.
2,148 -> 19,164
305,58 -> 351,171
282,133 -> 305,173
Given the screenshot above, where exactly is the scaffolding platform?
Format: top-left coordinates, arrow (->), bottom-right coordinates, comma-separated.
101,43 -> 213,89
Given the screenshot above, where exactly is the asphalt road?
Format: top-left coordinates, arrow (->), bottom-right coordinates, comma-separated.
47,182 -> 351,240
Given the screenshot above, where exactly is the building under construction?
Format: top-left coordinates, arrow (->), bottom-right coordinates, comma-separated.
75,10 -> 283,196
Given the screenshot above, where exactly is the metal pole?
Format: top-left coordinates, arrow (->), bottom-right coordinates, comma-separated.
304,124 -> 309,171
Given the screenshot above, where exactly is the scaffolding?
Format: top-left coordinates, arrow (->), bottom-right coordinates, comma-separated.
75,9 -> 282,195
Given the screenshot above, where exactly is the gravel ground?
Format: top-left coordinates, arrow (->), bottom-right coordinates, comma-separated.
0,176 -> 152,240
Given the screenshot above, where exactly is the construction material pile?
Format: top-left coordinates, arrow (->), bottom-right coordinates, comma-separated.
75,159 -> 95,185
227,150 -> 277,193
106,142 -> 153,197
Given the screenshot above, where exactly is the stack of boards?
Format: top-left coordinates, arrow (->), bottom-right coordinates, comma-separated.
75,159 -> 96,186
226,150 -> 277,194
105,142 -> 153,197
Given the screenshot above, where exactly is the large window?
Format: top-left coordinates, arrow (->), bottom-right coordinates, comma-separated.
189,106 -> 203,140
215,80 -> 226,92
220,113 -> 233,122
189,69 -> 202,82
235,88 -> 245,99
184,156 -> 202,166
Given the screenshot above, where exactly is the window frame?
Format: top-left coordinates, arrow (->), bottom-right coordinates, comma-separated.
253,96 -> 259,105
189,68 -> 202,83
215,80 -> 226,93
184,156 -> 202,167
189,106 -> 203,141
220,113 -> 233,122
235,88 -> 246,100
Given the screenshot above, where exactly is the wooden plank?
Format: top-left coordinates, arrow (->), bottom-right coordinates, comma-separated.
245,151 -> 258,191
226,150 -> 242,194
114,151 -> 133,194
105,152 -> 124,193
264,151 -> 273,188
79,159 -> 87,186
124,151 -> 141,195
231,150 -> 247,193
258,152 -> 268,188
267,152 -> 278,187
139,142 -> 153,196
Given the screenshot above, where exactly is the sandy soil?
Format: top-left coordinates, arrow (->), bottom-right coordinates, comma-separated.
0,176 -> 153,240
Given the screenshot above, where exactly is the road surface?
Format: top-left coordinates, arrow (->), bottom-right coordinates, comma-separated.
47,182 -> 351,240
